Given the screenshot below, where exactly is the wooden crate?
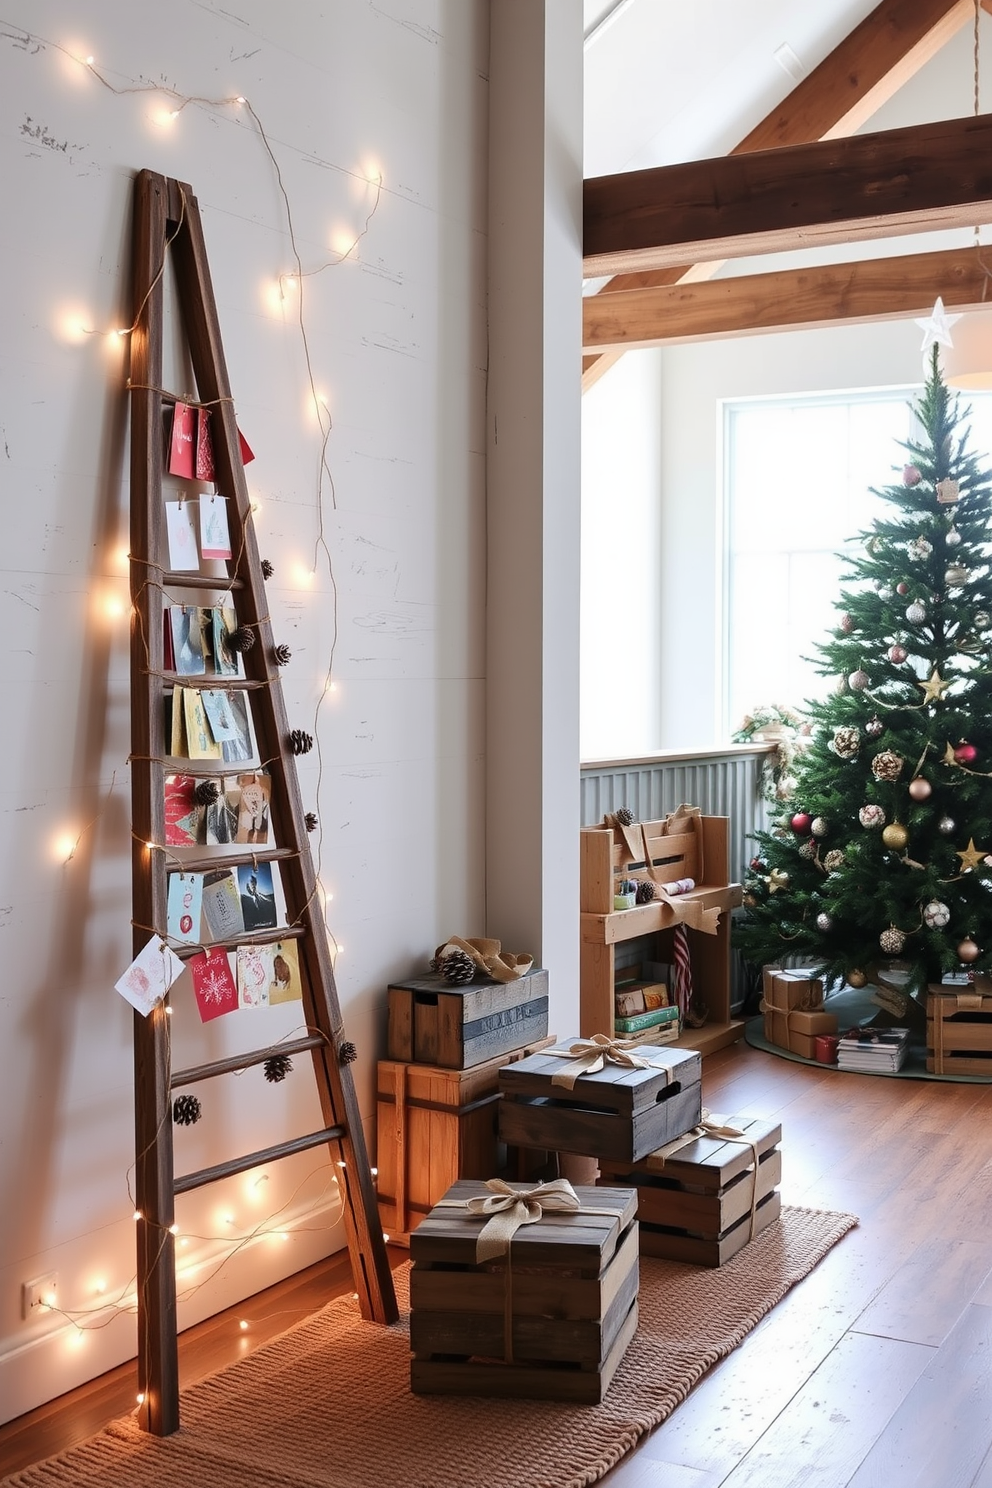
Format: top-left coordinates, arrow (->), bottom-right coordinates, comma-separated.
498,1041 -> 701,1164
376,1038 -> 553,1240
410,1179 -> 639,1402
387,967 -> 550,1069
598,1114 -> 782,1266
927,983 -> 992,1075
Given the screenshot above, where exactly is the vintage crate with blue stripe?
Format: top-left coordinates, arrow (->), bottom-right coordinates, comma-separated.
387,968 -> 550,1069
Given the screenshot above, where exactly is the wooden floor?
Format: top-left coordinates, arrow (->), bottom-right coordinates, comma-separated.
3,1040 -> 992,1486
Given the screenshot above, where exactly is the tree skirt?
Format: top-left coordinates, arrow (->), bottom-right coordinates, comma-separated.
3,1206 -> 857,1488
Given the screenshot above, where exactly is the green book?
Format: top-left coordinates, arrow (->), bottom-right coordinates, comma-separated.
614,1004 -> 681,1035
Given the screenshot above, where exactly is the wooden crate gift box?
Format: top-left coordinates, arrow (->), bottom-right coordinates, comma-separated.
376,1037 -> 553,1240
927,981 -> 992,1075
761,967 -> 837,1057
598,1113 -> 782,1266
409,1177 -> 639,1402
387,966 -> 549,1069
498,1037 -> 702,1164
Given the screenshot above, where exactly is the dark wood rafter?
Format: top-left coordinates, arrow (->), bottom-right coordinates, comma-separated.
128,169 -> 397,1438
583,113 -> 992,280
582,0 -> 980,388
583,245 -> 992,353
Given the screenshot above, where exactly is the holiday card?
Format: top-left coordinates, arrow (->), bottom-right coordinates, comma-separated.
204,778 -> 240,845
238,427 -> 255,465
235,771 -> 270,843
167,871 -> 204,943
236,943 -> 270,1008
199,495 -> 231,560
170,686 -> 187,756
168,401 -> 196,479
211,606 -> 244,677
201,688 -> 241,743
164,773 -> 200,846
268,938 -> 302,1005
184,689 -> 223,759
237,860 -> 278,932
201,869 -> 245,941
170,606 -> 207,676
165,500 -> 199,571
218,691 -> 255,764
188,947 -> 238,1022
115,936 -> 185,1017
195,407 -> 216,483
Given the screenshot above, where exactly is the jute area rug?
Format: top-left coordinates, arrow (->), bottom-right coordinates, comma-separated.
5,1206 -> 856,1488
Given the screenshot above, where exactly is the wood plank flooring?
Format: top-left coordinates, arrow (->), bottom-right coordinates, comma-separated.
2,1041 -> 991,1486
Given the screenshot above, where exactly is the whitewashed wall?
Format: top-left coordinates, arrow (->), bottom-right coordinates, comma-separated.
0,0 -> 490,1422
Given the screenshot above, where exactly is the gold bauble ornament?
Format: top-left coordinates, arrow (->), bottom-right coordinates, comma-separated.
881,823 -> 909,850
848,969 -> 867,988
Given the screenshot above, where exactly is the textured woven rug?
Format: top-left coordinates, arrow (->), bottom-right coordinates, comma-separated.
5,1206 -> 856,1488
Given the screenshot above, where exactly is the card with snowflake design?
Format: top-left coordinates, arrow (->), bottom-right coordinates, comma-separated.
189,947 -> 239,1022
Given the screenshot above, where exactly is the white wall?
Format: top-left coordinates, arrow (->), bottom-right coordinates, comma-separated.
0,0 -> 492,1422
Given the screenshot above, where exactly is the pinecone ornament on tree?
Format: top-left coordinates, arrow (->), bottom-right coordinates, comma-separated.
871,750 -> 904,782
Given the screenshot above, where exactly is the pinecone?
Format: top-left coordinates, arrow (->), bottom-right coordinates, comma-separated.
229,625 -> 256,654
172,1093 -> 202,1126
305,811 -> 318,833
440,949 -> 476,986
274,643 -> 292,667
263,1054 -> 293,1083
338,1041 -> 358,1065
194,779 -> 220,806
289,729 -> 313,755
871,750 -> 904,783
261,558 -> 274,580
635,880 -> 656,904
615,806 -> 635,826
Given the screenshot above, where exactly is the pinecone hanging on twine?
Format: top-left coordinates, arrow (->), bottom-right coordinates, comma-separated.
440,949 -> 476,986
263,1054 -> 293,1083
228,625 -> 256,654
274,643 -> 292,667
172,1093 -> 202,1126
305,811 -> 318,832
261,558 -> 274,580
194,779 -> 220,806
338,1041 -> 358,1065
289,729 -> 313,755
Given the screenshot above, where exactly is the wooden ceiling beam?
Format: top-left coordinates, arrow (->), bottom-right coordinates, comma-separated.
583,247 -> 992,352
583,0 -> 974,390
583,114 -> 992,279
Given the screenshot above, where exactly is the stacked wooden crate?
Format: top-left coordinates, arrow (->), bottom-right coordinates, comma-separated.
927,982 -> 992,1075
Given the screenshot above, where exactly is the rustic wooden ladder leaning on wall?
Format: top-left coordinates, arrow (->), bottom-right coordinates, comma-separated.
127,168 -> 397,1436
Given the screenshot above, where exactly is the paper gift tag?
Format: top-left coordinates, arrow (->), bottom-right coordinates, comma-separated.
167,871 -> 204,943
238,427 -> 255,465
189,948 -> 239,1022
195,406 -> 216,482
268,938 -> 302,1004
237,943 -> 271,1008
115,936 -> 185,1016
168,402 -> 196,478
199,495 -> 231,560
166,500 -> 199,571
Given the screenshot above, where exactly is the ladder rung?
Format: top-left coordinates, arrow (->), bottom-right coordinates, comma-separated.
173,924 -> 305,960
163,674 -> 268,690
163,758 -> 264,775
174,1124 -> 346,1194
172,1033 -> 326,1088
162,571 -> 244,591
173,846 -> 297,874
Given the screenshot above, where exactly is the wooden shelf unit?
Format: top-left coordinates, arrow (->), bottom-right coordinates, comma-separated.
579,815 -> 744,1058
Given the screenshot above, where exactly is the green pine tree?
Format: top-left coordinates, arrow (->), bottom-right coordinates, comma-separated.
737,346 -> 992,1007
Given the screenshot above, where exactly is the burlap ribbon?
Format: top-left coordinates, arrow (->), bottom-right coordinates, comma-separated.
434,936 -> 534,983
651,1110 -> 763,1242
547,1034 -> 673,1091
437,1178 -> 623,1364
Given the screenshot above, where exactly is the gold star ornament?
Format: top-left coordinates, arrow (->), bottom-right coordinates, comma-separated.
917,669 -> 950,705
956,838 -> 987,872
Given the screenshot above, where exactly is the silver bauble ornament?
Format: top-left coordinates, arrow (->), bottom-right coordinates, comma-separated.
908,776 -> 932,801
865,716 -> 884,738
816,912 -> 834,932
849,669 -> 870,691
906,600 -> 927,624
923,899 -> 950,929
823,849 -> 846,872
946,527 -> 961,547
811,817 -> 828,837
939,815 -> 956,835
859,804 -> 886,828
958,938 -> 980,963
880,926 -> 906,954
871,750 -> 904,782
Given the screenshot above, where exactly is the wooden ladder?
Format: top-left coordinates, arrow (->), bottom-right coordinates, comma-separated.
127,168 -> 397,1436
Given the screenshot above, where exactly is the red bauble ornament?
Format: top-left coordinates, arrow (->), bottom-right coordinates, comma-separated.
954,742 -> 978,765
888,644 -> 908,664
791,812 -> 812,835
903,465 -> 922,486
896,581 -> 909,596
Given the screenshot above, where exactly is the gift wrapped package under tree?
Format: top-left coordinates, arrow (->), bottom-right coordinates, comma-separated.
498,1037 -> 701,1164
761,967 -> 837,1057
409,1178 -> 639,1402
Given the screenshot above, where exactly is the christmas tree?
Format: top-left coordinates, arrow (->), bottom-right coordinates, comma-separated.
738,345 -> 992,1008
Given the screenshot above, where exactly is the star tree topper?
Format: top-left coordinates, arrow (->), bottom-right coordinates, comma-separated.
915,296 -> 962,353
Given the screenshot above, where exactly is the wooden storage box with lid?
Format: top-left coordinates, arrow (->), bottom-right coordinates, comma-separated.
387,967 -> 549,1069
598,1114 -> 782,1266
497,1040 -> 702,1164
927,982 -> 992,1075
409,1179 -> 639,1402
376,1037 -> 554,1242
580,811 -> 744,1058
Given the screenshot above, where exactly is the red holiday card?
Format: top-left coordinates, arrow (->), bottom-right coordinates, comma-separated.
189,948 -> 239,1022
164,773 -> 199,846
195,406 -> 215,482
169,402 -> 196,479
238,428 -> 255,465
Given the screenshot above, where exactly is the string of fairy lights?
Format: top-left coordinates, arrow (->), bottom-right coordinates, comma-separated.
12,22 -> 391,1360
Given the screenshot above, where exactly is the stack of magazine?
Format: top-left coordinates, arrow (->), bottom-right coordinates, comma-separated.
837,1026 -> 911,1074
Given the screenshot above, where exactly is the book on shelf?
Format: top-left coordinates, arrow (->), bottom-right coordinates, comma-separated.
614,1004 -> 680,1036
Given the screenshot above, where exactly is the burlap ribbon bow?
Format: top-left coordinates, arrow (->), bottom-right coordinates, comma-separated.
453,1177 -> 582,1262
653,1110 -> 764,1242
549,1034 -> 668,1091
434,936 -> 534,983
